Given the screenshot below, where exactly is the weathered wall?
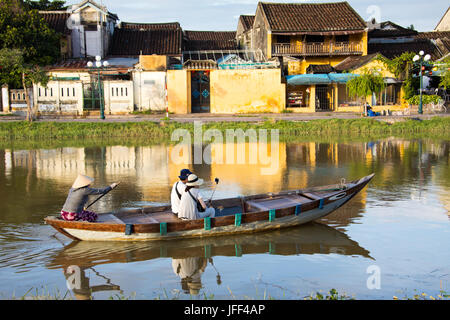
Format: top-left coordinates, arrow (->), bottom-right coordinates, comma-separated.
167,70 -> 191,114
132,71 -> 166,111
137,55 -> 168,71
209,69 -> 285,113
33,81 -> 83,115
435,9 -> 450,31
253,4 -> 270,58
49,71 -> 91,83
103,80 -> 134,114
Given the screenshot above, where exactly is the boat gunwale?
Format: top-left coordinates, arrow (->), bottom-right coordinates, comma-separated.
44,174 -> 374,236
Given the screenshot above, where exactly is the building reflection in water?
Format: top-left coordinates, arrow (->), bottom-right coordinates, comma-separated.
1,138 -> 449,225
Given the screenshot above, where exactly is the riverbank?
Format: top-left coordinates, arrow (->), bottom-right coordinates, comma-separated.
0,117 -> 449,141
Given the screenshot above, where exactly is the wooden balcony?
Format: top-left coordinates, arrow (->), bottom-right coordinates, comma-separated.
272,42 -> 363,56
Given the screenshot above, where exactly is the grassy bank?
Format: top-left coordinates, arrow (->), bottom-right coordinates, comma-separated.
6,287 -> 449,300
0,118 -> 449,141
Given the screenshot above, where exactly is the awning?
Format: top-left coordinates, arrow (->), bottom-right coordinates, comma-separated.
328,73 -> 359,83
286,73 -> 358,85
286,74 -> 331,85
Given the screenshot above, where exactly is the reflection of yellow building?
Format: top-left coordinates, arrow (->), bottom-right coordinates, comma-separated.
209,142 -> 287,195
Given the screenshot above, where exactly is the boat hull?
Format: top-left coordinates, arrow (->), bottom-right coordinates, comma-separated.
46,174 -> 373,241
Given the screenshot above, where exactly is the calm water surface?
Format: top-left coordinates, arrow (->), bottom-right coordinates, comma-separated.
0,138 -> 449,299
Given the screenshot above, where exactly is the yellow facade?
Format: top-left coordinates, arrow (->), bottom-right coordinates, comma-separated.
137,55 -> 168,71
337,58 -> 406,112
209,69 -> 285,113
167,70 -> 191,114
281,31 -> 368,76
168,69 -> 286,114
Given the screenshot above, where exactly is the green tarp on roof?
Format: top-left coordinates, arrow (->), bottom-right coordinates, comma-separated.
286,73 -> 359,85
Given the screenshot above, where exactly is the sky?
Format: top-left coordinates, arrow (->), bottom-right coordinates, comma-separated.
66,0 -> 449,32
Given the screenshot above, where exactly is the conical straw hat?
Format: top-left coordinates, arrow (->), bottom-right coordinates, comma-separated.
72,174 -> 94,189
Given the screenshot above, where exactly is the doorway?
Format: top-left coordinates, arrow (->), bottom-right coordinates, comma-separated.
191,71 -> 210,113
315,85 -> 334,111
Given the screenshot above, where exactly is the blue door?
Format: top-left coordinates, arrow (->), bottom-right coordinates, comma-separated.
191,71 -> 210,113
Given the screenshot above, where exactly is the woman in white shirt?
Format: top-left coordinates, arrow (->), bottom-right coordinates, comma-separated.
178,174 -> 215,220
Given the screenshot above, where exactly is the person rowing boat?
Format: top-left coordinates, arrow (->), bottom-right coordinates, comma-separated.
61,174 -> 118,222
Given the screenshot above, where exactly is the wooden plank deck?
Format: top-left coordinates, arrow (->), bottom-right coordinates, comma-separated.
246,195 -> 311,211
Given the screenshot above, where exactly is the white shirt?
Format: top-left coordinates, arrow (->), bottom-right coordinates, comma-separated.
178,188 -> 203,220
171,181 -> 186,214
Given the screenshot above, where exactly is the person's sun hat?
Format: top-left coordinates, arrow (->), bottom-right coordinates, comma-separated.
186,174 -> 204,187
179,169 -> 192,180
72,174 -> 94,189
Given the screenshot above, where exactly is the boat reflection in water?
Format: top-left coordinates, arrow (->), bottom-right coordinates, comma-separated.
47,222 -> 372,299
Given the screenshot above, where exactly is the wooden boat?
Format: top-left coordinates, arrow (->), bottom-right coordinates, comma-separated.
44,173 -> 374,241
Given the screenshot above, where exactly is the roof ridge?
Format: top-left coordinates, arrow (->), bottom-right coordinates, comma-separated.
260,1 -> 366,32
185,30 -> 236,32
122,21 -> 180,25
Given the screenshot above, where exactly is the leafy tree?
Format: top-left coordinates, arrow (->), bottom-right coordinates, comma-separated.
347,68 -> 386,115
0,0 -> 60,87
378,52 -> 419,100
0,48 -> 49,121
23,0 -> 68,11
439,57 -> 450,89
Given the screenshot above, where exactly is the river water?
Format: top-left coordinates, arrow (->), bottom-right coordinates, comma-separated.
0,137 -> 449,300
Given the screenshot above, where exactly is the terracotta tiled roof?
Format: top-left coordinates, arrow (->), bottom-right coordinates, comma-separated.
259,2 -> 366,33
184,31 -> 237,51
239,15 -> 255,31
39,11 -> 71,35
120,22 -> 181,31
436,38 -> 450,56
368,21 -> 418,38
334,53 -> 381,72
368,39 -> 442,60
109,28 -> 182,56
48,59 -> 132,72
416,31 -> 450,40
306,64 -> 335,74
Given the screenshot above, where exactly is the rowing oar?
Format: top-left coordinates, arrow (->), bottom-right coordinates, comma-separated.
85,182 -> 120,210
207,178 -> 219,206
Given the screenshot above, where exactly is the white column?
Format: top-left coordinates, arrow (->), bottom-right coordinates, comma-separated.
2,84 -> 9,112
77,82 -> 84,115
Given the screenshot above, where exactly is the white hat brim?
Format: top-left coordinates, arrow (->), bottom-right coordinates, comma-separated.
187,178 -> 203,186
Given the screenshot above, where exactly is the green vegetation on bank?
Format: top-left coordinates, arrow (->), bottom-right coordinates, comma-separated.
6,287 -> 449,300
0,118 -> 449,141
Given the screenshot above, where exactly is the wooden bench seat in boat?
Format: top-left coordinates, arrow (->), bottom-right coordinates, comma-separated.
114,210 -> 180,225
97,213 -> 126,224
301,192 -> 323,200
246,195 -> 311,212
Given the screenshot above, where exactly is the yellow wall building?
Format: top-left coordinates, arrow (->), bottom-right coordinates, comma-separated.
168,68 -> 285,114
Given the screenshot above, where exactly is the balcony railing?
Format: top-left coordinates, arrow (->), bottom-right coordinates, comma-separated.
272,42 -> 363,56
